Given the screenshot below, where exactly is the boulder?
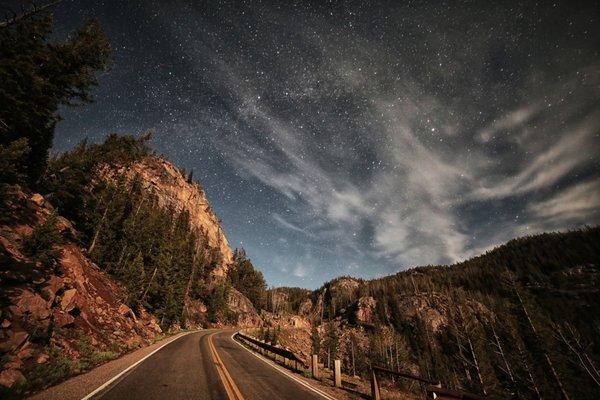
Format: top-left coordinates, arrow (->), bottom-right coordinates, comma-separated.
14,290 -> 50,319
118,304 -> 137,322
60,288 -> 78,311
196,300 -> 207,313
36,352 -> 49,364
54,311 -> 75,328
30,193 -> 45,207
0,368 -> 26,388
146,319 -> 162,334
227,287 -> 256,314
0,331 -> 29,353
43,275 -> 65,303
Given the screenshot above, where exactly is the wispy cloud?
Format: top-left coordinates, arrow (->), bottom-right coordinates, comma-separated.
528,180 -> 600,223
272,213 -> 315,237
161,2 -> 600,280
477,104 -> 542,143
210,41 -> 599,273
471,111 -> 599,200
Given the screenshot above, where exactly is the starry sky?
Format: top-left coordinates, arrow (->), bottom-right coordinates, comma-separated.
42,1 -> 600,288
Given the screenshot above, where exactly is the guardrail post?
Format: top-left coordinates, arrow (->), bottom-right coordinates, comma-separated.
311,354 -> 319,379
370,369 -> 381,400
333,359 -> 342,388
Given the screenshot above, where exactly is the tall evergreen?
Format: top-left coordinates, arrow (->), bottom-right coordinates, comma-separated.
228,248 -> 267,310
0,11 -> 111,185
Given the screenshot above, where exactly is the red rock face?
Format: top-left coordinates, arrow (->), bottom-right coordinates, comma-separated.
355,296 -> 377,324
227,288 -> 262,327
0,160 -> 255,391
0,191 -> 163,390
0,368 -> 26,388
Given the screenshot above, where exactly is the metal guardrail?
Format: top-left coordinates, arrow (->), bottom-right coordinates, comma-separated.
371,365 -> 486,400
235,332 -> 486,400
425,386 -> 486,400
372,365 -> 441,386
235,331 -> 307,368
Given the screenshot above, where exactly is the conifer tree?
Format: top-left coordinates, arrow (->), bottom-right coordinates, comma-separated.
311,324 -> 321,356
0,10 -> 111,184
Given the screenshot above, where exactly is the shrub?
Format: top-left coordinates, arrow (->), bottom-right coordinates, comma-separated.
21,211 -> 63,268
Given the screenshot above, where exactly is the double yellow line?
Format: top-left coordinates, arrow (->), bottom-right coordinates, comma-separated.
208,332 -> 245,400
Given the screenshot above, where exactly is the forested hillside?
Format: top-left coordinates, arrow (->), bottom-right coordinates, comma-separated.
268,228 -> 600,399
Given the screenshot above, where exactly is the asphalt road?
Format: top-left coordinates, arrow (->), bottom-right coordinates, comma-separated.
93,329 -> 329,400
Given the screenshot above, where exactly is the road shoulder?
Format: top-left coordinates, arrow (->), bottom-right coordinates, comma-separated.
228,332 -> 340,400
26,331 -> 193,400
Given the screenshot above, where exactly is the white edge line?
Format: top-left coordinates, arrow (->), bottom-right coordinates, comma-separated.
81,331 -> 194,400
230,332 -> 338,400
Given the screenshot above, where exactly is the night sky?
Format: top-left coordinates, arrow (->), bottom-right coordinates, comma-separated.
42,1 -> 600,288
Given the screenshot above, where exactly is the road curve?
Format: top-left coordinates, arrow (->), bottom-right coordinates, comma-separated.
91,329 -> 330,400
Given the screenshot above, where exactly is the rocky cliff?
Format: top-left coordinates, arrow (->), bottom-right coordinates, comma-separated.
261,229 -> 600,399
103,154 -> 233,276
103,154 -> 260,326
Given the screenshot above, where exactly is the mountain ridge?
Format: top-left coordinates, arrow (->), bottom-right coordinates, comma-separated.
258,227 -> 600,399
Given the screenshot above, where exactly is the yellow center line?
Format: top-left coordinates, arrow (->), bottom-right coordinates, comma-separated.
208,332 -> 245,400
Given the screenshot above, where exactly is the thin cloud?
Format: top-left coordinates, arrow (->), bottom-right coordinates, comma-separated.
528,180 -> 600,223
272,213 -> 316,238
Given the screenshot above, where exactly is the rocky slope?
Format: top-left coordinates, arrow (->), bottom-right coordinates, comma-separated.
227,288 -> 262,327
0,191 -> 162,391
0,153 -> 261,394
105,155 -> 259,326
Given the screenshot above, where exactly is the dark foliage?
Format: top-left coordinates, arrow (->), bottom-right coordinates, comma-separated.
316,227 -> 600,399
40,133 -> 151,236
0,12 -> 111,185
41,135 -> 219,329
228,248 -> 267,310
266,286 -> 312,314
21,210 -> 63,269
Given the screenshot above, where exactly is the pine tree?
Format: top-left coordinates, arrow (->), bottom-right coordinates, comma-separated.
0,138 -> 30,201
311,324 -> 321,356
125,252 -> 146,307
228,248 -> 267,310
0,11 -> 111,184
21,210 -> 63,269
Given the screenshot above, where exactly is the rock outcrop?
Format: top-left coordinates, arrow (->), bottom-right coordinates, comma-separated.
227,288 -> 262,327
0,191 -> 162,390
103,155 -> 234,276
355,296 -> 377,325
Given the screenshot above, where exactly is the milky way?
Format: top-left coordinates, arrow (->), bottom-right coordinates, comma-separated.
47,1 -> 599,288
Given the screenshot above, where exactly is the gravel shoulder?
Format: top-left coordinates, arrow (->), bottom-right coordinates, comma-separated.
26,331 -> 193,400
